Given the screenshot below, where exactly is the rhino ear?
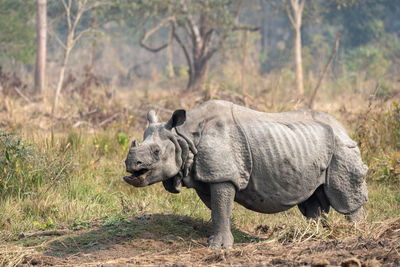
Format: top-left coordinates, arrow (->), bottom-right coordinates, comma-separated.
165,109 -> 186,130
147,110 -> 158,124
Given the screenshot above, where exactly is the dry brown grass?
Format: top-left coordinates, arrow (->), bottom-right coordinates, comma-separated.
0,74 -> 399,266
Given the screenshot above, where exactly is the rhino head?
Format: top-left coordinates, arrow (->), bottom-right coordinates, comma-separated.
124,109 -> 186,191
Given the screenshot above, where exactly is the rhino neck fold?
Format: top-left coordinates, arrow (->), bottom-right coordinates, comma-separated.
175,127 -> 198,155
162,130 -> 196,193
175,134 -> 194,178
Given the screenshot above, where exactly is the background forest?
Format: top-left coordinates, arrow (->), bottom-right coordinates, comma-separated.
0,0 -> 399,266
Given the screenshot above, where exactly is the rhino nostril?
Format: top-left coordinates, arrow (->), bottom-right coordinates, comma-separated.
136,161 -> 143,166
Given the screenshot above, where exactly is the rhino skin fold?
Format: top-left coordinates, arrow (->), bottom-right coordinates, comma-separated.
124,100 -> 368,249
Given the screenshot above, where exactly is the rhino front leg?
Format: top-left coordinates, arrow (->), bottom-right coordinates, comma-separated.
196,190 -> 211,209
345,207 -> 366,223
208,182 -> 235,249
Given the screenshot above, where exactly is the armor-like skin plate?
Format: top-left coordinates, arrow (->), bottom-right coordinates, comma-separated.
124,100 -> 368,249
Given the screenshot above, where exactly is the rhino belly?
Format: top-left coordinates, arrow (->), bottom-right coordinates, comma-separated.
233,115 -> 334,213
235,171 -> 326,213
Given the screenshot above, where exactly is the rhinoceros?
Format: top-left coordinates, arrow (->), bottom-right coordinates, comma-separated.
124,100 -> 368,249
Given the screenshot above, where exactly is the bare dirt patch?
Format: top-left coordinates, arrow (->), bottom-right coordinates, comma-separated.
5,215 -> 398,266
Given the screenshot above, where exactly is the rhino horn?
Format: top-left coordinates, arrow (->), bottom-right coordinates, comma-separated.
147,110 -> 158,124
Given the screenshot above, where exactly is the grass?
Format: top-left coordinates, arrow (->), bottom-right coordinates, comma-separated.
0,83 -> 399,266
0,112 -> 398,239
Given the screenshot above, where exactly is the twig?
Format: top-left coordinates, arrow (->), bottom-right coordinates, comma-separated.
12,87 -> 32,103
308,32 -> 341,109
18,229 -> 73,239
99,112 -> 119,126
140,16 -> 175,52
73,120 -> 91,128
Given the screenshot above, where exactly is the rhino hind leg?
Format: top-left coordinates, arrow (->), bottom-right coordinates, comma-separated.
298,185 -> 330,219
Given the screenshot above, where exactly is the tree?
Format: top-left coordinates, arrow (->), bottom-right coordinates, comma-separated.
51,0 -> 107,117
284,0 -> 306,96
117,0 -> 258,91
35,0 -> 47,95
325,0 -> 399,48
0,0 -> 35,65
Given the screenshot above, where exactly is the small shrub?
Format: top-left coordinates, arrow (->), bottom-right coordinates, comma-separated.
353,102 -> 400,183
375,152 -> 400,184
0,130 -> 35,196
345,44 -> 391,79
375,80 -> 395,101
33,217 -> 54,230
0,130 -> 72,198
117,133 -> 128,148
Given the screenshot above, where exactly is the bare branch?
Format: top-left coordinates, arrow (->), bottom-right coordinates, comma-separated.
140,17 -> 175,53
84,2 -> 109,13
71,0 -> 86,33
61,0 -> 68,10
61,0 -> 72,30
180,19 -> 195,41
200,29 -> 214,57
173,26 -> 194,74
51,31 -> 67,50
19,229 -> 73,239
300,0 -> 306,14
308,32 -> 341,109
284,0 -> 296,28
99,112 -> 120,127
12,86 -> 32,103
186,16 -> 199,39
204,33 -> 228,62
232,25 -> 260,32
186,16 -> 202,53
233,0 -> 244,22
72,28 -> 92,46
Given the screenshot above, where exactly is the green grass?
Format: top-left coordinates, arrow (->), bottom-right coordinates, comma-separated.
0,104 -> 399,247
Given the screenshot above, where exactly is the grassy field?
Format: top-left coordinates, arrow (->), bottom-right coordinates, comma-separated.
0,85 -> 399,266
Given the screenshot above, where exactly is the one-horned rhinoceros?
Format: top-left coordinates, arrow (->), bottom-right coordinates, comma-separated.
123,100 -> 368,249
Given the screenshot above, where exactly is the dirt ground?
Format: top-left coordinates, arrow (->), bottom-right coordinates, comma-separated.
4,214 -> 398,267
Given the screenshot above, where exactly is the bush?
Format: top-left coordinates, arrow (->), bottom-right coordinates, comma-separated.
375,152 -> 400,184
0,130 -> 72,198
345,44 -> 391,79
353,102 -> 400,183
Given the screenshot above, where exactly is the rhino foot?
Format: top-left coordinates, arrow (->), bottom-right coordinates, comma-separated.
208,232 -> 234,249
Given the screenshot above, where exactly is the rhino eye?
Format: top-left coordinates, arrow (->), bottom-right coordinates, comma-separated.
136,161 -> 143,166
153,149 -> 160,156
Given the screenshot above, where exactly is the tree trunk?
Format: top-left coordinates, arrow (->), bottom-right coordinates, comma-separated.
52,45 -> 71,117
167,44 -> 174,78
260,0 -> 268,55
167,29 -> 175,78
286,0 -> 305,96
187,58 -> 209,91
294,24 -> 304,95
34,0 -> 47,95
241,31 -> 249,95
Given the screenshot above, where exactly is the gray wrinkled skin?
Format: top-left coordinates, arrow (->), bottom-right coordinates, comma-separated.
124,100 -> 368,249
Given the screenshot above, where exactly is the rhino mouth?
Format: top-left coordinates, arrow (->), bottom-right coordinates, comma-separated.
123,168 -> 150,186
130,168 -> 149,177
